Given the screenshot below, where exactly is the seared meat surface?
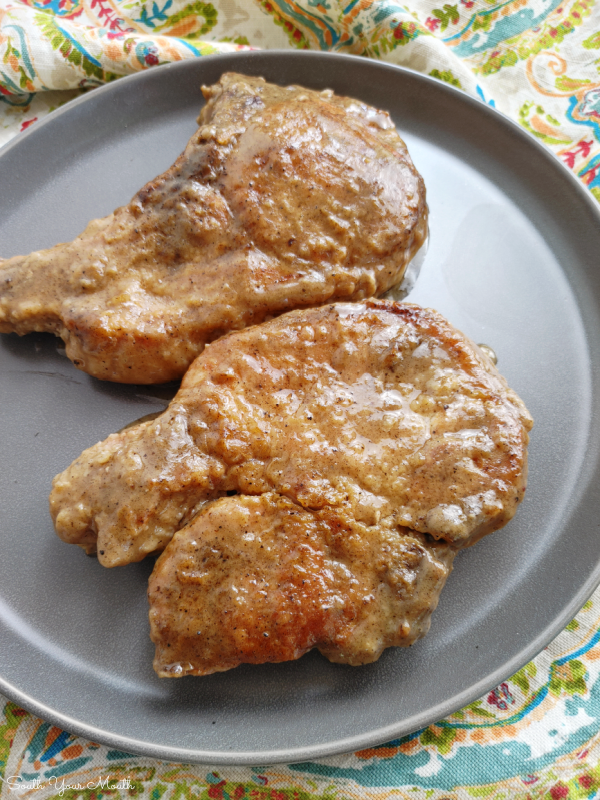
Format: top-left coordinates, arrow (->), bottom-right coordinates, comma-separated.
50,301 -> 532,568
0,73 -> 427,384
51,300 -> 532,675
149,493 -> 455,677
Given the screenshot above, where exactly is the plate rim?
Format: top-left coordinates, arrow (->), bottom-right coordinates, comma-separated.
1,49 -> 600,765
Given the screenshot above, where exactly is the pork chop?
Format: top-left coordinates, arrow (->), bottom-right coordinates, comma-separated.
149,493 -> 455,676
50,301 -> 533,570
0,74 -> 427,384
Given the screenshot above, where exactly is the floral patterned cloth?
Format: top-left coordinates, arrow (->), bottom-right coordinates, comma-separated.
1,589 -> 600,800
1,0 -> 600,796
1,0 -> 600,189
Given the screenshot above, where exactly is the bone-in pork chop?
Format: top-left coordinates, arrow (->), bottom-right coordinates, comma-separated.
0,74 -> 427,384
50,301 -> 533,570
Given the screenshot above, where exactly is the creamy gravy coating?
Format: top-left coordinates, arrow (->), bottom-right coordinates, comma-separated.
0,73 -> 427,383
149,493 -> 455,676
50,301 -> 533,569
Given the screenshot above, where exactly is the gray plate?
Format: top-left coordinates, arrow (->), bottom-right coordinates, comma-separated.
1,51 -> 600,766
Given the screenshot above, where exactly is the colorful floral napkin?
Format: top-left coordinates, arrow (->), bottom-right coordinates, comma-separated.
1,0 -> 600,796
1,0 -> 600,188
1,590 -> 600,800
